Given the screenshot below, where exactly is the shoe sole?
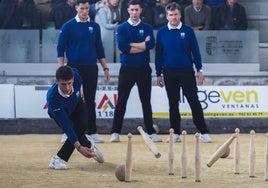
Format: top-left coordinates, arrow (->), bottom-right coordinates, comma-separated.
93,140 -> 105,143
149,136 -> 162,143
92,145 -> 104,163
110,139 -> 120,142
200,139 -> 212,143
49,164 -> 67,170
49,164 -> 54,169
110,135 -> 120,142
166,139 -> 181,143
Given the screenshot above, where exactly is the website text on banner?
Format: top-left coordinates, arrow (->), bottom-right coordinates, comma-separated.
95,86 -> 268,118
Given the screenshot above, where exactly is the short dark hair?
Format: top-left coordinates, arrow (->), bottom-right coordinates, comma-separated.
165,2 -> 181,13
128,0 -> 143,8
56,66 -> 73,81
76,0 -> 89,5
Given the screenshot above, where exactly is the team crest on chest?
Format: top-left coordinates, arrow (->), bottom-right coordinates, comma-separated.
139,29 -> 144,36
88,27 -> 93,33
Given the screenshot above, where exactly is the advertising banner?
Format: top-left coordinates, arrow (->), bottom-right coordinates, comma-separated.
0,84 -> 15,118
11,85 -> 268,119
96,86 -> 268,118
15,85 -> 50,118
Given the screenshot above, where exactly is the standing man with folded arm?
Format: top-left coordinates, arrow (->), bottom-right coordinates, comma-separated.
57,0 -> 110,143
110,0 -> 162,143
155,2 -> 212,143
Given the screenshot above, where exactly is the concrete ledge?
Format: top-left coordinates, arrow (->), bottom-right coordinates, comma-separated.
0,118 -> 267,135
1,63 -> 268,77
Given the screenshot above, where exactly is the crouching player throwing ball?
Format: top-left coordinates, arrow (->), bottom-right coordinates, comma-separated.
46,65 -> 104,170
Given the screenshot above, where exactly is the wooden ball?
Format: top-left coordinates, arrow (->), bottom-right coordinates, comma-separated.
115,164 -> 125,181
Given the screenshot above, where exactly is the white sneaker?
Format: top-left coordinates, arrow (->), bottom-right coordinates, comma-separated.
199,133 -> 212,143
166,134 -> 181,143
49,155 -> 67,170
87,134 -> 104,143
91,144 -> 104,163
149,134 -> 162,142
60,133 -> 67,144
110,133 -> 120,142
